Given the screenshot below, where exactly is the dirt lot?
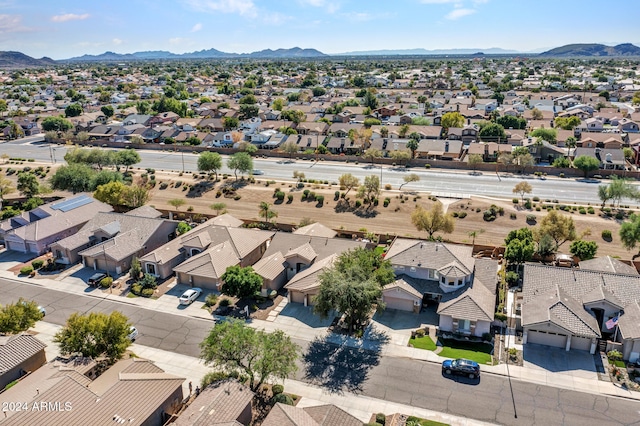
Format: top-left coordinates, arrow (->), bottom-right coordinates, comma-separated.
1,161 -> 634,260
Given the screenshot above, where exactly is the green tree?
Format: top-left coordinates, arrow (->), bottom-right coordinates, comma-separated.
553,157 -> 571,168
239,94 -> 257,104
120,184 -> 149,208
604,177 -> 638,207
239,104 -> 259,120
176,221 -> 192,235
569,240 -> 598,261
221,265 -> 263,299
530,128 -> 557,143
169,198 -> 186,210
115,149 -> 141,172
363,90 -> 379,109
512,181 -> 532,204
496,115 -> 526,130
0,298 -> 44,334
65,103 -> 83,117
338,173 -> 360,196
399,173 -> 420,190
531,108 -> 543,120
17,171 -> 40,198
280,140 -> 299,159
0,172 -> 15,210
50,164 -> 94,193
272,98 -> 285,111
313,247 -> 394,332
227,152 -> 253,181
573,155 -> 600,177
222,116 -> 239,130
184,136 -> 201,146
200,319 -> 299,391
258,201 -> 277,224
53,311 -> 132,362
362,147 -> 383,165
389,149 -> 411,165
398,124 -> 410,138
504,228 -> 535,265
41,116 -> 73,132
357,175 -> 380,208
130,257 -> 142,281
101,105 -> 115,118
468,153 -> 483,171
538,210 -> 576,249
620,214 -> 640,252
554,116 -> 580,130
94,181 -> 127,206
479,122 -> 506,140
410,203 -> 455,239
210,202 -> 227,216
440,112 -> 464,130
198,151 -> 223,181
406,137 -> 419,159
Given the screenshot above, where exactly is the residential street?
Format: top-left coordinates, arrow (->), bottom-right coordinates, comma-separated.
3,138 -> 638,206
2,277 -> 640,426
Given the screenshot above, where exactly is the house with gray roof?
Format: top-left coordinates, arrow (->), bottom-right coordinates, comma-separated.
521,263 -> 640,360
0,334 -> 46,390
50,211 -> 178,275
1,195 -> 113,255
262,402 -> 362,426
174,379 -> 253,426
383,239 -> 498,338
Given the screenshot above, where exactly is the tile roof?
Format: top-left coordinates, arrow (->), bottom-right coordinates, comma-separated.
386,239 -> 474,276
618,300 -> 640,340
263,233 -> 366,263
0,334 -> 46,375
384,277 -> 426,299
208,213 -> 244,228
285,242 -> 318,264
293,222 -> 337,239
522,264 -> 640,339
174,379 -> 254,426
173,242 -> 240,279
285,254 -> 337,292
125,205 -> 163,218
262,402 -> 318,426
303,404 -> 362,426
579,256 -> 639,276
252,251 -> 286,281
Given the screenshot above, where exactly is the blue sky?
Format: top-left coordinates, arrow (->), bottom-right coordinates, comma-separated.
0,0 -> 638,59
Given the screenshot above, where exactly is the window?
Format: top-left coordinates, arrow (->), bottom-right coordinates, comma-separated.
428,269 -> 435,279
146,263 -> 156,275
441,276 -> 445,284
458,319 -> 470,331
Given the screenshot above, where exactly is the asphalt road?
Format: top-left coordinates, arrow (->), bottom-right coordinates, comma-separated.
3,278 -> 640,426
3,137 -> 638,206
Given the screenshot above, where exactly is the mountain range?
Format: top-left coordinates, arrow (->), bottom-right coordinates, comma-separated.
540,43 -> 640,57
2,43 -> 640,67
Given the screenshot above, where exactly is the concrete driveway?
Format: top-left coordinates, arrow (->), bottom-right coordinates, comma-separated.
523,344 -> 597,379
372,307 -> 439,346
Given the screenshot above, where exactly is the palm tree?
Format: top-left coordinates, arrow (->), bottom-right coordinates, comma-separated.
468,229 -> 485,246
258,201 -> 277,225
209,202 -> 227,216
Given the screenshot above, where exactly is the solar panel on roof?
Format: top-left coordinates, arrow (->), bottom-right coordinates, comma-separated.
51,194 -> 93,212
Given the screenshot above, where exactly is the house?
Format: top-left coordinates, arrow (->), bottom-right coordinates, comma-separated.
578,118 -> 604,132
415,139 -> 463,160
49,210 -> 178,275
0,334 -> 47,390
139,220 -> 273,284
174,379 -> 253,426
572,147 -> 626,170
447,124 -> 479,143
383,239 -> 498,337
1,195 -> 113,254
466,141 -> 501,162
520,263 -> 640,359
262,403 -> 362,426
285,254 -> 337,306
0,357 -> 184,426
618,118 -> 639,133
293,222 -> 337,239
522,138 -> 567,164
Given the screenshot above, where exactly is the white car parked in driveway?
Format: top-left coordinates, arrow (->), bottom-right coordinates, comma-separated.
179,288 -> 203,305
127,326 -> 138,341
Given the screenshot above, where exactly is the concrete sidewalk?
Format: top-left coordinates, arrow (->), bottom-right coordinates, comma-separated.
3,267 -> 640,403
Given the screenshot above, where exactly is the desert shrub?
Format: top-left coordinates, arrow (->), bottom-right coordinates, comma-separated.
272,393 -> 294,405
141,288 -> 155,297
159,182 -> 168,189
601,229 -> 612,240
526,214 -> 536,223
334,190 -> 340,200
271,384 -> 284,395
524,200 -> 532,209
483,210 -> 496,222
205,293 -> 219,307
587,206 -> 595,214
20,266 -> 34,275
131,283 -> 142,295
275,191 -> 285,201
376,413 -> 386,425
31,259 -> 44,269
607,350 -> 623,361
532,196 -> 540,202
458,211 -> 467,219
287,194 -> 293,203
219,298 -> 231,307
452,212 -> 459,217
355,200 -> 362,208
482,332 -> 493,342
383,198 -> 390,207
415,329 -> 426,337
315,195 -> 324,204
512,198 -> 519,204
425,164 -> 431,168
579,207 -> 586,214
100,277 -> 113,288
303,189 -> 310,199
510,213 -> 517,219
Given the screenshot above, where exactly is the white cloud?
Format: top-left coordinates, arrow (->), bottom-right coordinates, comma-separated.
419,0 -> 458,3
445,8 -> 475,19
0,14 -> 23,33
169,37 -> 190,45
298,0 -> 340,13
191,22 -> 203,32
112,38 -> 123,45
261,12 -> 290,25
51,13 -> 90,23
183,0 -> 257,18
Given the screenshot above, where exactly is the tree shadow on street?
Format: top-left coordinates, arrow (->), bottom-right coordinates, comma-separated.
302,330 -> 388,394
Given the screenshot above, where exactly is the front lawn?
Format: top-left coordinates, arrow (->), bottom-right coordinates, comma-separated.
406,415 -> 449,426
438,338 -> 493,365
409,335 -> 436,350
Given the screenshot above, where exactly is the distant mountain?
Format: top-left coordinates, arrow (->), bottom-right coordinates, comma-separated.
540,43 -> 640,57
0,51 -> 55,68
64,47 -> 325,61
337,47 -> 521,56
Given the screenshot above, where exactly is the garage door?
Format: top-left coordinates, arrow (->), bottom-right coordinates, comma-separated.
290,291 -> 305,304
384,296 -> 415,312
571,336 -> 592,351
527,330 -> 567,348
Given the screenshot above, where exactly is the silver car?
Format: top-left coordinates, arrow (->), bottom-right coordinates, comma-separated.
179,288 -> 202,305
